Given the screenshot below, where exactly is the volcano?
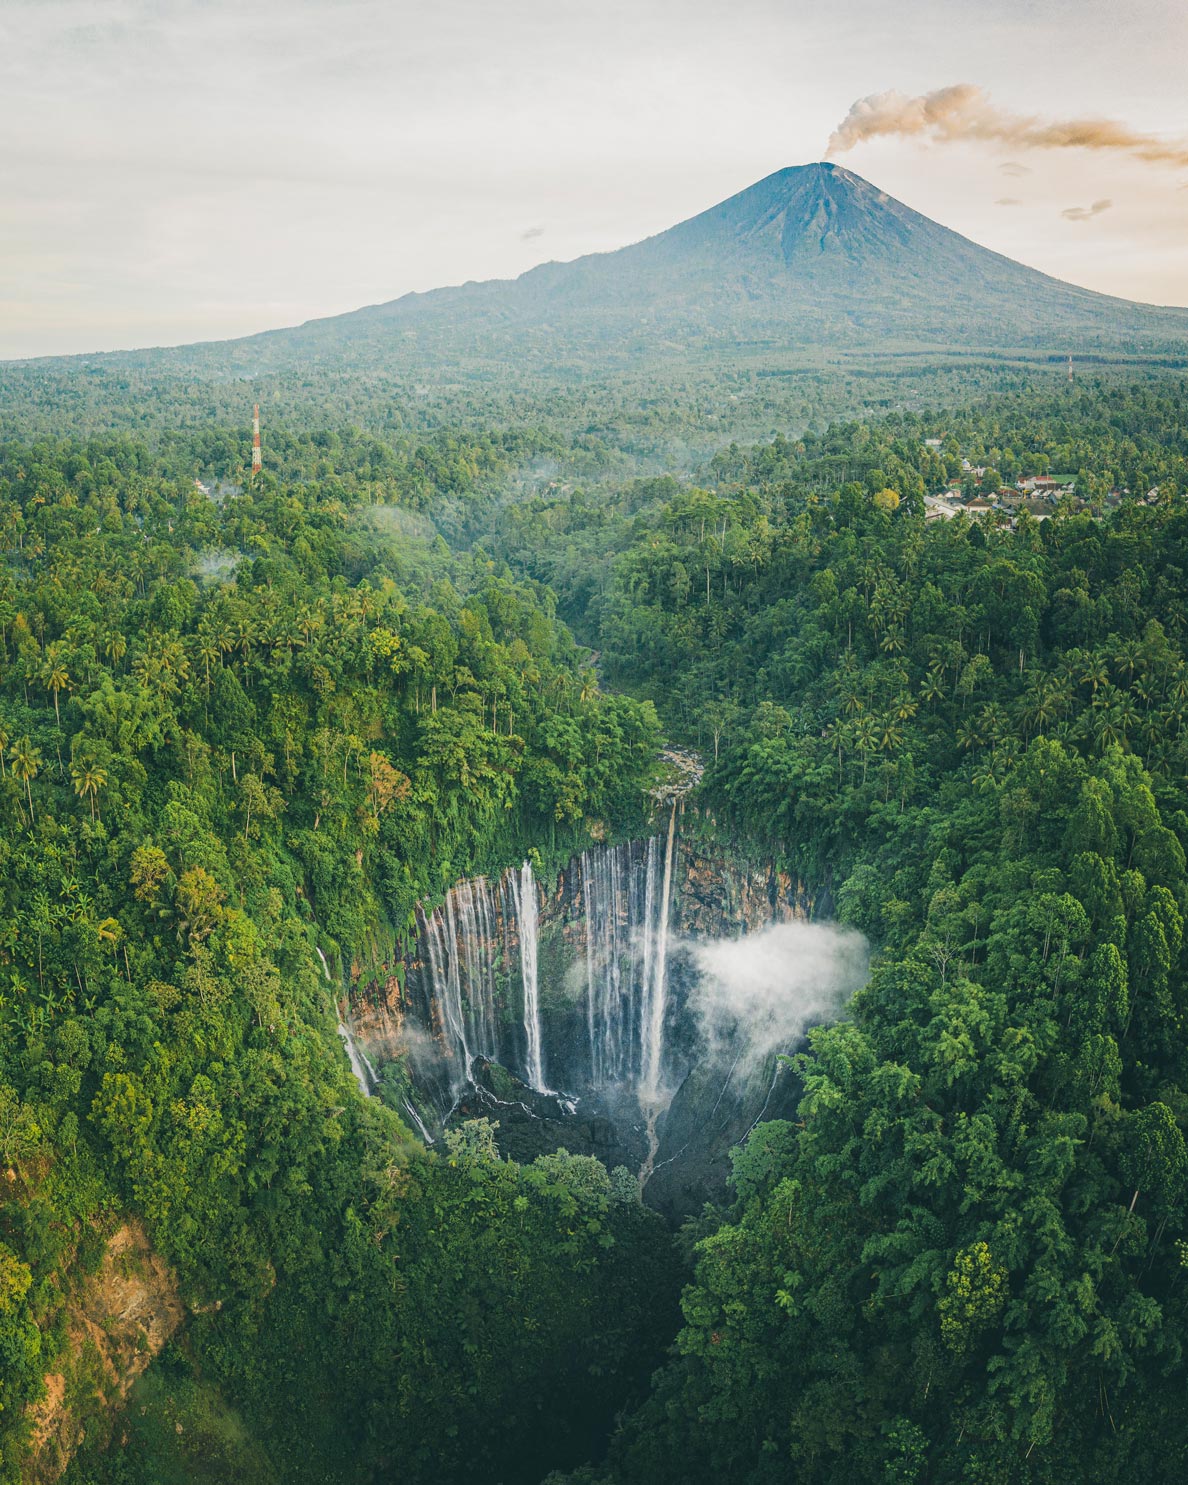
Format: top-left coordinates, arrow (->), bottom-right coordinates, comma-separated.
15,164 -> 1188,374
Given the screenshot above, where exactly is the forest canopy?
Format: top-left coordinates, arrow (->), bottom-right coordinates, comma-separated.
3,372 -> 1188,1484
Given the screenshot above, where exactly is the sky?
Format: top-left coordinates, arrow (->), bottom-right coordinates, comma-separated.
3,0 -> 1187,359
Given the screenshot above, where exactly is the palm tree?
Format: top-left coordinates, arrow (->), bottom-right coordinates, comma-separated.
920,666 -> 946,706
70,760 -> 108,822
1020,682 -> 1056,739
9,736 -> 41,823
195,633 -> 222,693
1093,706 -> 1127,753
852,715 -> 878,784
1113,640 -> 1144,683
955,721 -> 983,753
1132,676 -> 1156,713
821,719 -> 846,784
892,694 -> 918,724
42,645 -> 70,725
104,630 -> 128,669
1081,654 -> 1110,694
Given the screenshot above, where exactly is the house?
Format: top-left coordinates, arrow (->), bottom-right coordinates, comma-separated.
923,495 -> 962,521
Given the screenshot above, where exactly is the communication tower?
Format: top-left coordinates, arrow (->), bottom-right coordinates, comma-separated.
252,404 -> 262,475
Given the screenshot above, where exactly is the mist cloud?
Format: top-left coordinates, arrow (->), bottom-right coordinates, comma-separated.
1062,198 -> 1113,221
687,921 -> 869,1070
521,225 -> 546,240
829,84 -> 1188,169
996,197 -> 1022,206
192,548 -> 241,583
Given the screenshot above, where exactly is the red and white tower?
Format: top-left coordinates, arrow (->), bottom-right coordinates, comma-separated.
251,404 -> 262,476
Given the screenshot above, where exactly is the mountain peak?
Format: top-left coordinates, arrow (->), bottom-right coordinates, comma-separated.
640,159 -> 917,269
45,163 -> 1187,373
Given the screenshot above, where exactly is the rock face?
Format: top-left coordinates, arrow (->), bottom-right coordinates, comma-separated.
676,839 -> 828,939
344,827 -> 839,1221
25,1220 -> 185,1483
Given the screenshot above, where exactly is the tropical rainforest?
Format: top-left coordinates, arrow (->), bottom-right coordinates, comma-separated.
3,369 -> 1188,1485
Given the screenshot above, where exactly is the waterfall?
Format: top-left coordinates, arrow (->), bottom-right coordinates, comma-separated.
642,801 -> 678,1102
420,873 -> 510,1092
422,902 -> 470,1081
510,861 -> 548,1091
318,946 -> 375,1098
582,842 -> 631,1087
414,817 -> 682,1105
581,820 -> 679,1097
402,1099 -> 436,1145
338,1023 -> 375,1097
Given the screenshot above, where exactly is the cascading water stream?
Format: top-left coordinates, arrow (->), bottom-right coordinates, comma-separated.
509,861 -> 548,1091
318,945 -> 374,1099
642,801 -> 678,1104
422,874 -> 508,1091
410,811 -> 688,1173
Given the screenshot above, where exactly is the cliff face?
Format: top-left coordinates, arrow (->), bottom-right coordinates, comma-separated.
675,839 -> 826,938
339,831 -> 832,1219
345,835 -> 825,1060
25,1220 -> 184,1483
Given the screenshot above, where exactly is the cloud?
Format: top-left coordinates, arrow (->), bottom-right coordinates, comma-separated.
687,921 -> 869,1072
1061,198 -> 1113,221
829,84 -> 1188,169
1000,161 -> 1031,177
996,196 -> 1022,206
520,225 -> 545,240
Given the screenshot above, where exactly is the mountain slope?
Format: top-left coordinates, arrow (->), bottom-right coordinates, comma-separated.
16,164 -> 1188,377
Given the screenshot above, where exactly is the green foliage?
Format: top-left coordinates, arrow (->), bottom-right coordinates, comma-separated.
494,382 -> 1188,1484
0,434 -> 667,1482
7,372 -> 1188,1485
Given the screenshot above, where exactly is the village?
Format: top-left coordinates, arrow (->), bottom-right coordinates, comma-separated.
921,437 -> 1164,528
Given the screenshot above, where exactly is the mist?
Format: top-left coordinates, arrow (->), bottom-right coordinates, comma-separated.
829,84 -> 1188,169
192,548 -> 241,584
687,921 -> 869,1071
365,504 -> 442,545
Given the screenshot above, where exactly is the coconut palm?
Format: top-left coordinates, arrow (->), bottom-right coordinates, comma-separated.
9,736 -> 41,823
1080,654 -> 1110,694
104,630 -> 128,669
920,666 -> 946,705
41,645 -> 70,725
1113,639 -> 1144,683
70,759 -> 108,822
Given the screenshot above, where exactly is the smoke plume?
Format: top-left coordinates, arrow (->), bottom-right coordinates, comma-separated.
829,84 -> 1188,169
1061,198 -> 1112,221
687,921 -> 869,1069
